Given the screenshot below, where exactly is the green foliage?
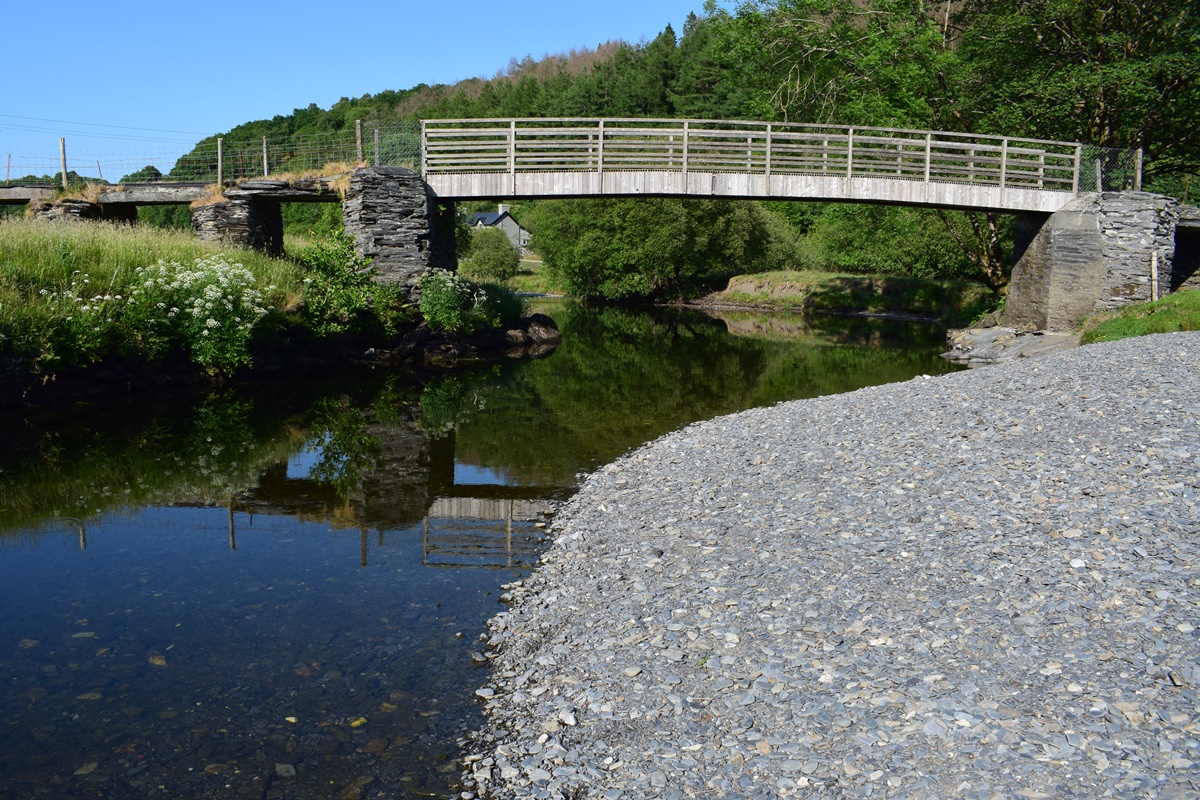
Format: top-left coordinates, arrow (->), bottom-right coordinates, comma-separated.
281,202 -> 344,238
294,231 -> 411,337
1080,290 -> 1200,344
120,165 -> 163,183
464,227 -> 520,282
137,205 -> 193,230
528,198 -> 788,300
417,269 -> 526,332
0,219 -> 304,375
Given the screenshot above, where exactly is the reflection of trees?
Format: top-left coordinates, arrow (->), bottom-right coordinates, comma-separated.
440,302 -> 960,486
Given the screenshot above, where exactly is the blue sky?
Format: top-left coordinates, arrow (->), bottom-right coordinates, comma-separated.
3,0 -> 708,180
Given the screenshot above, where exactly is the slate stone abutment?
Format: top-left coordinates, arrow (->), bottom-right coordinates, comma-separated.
1004,192 -> 1188,331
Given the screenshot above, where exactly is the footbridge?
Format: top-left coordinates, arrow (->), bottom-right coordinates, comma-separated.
422,118 -> 1137,214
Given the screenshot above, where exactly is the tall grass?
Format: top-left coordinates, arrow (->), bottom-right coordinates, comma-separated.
0,218 -> 309,374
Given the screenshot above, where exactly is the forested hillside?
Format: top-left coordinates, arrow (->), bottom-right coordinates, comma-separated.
174,0 -> 1198,298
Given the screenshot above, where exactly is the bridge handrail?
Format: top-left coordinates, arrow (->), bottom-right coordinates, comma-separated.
422,118 -> 1141,195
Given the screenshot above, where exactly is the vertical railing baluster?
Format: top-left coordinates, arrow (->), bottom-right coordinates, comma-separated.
765,124 -> 773,192
1000,138 -> 1008,189
509,120 -> 516,193
846,129 -> 854,179
924,133 -> 932,184
1072,145 -> 1082,194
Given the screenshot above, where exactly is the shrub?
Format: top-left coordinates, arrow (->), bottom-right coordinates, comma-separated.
295,231 -> 411,336
466,227 -> 520,282
418,269 -> 526,333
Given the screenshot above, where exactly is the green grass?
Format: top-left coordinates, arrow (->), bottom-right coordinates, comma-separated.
508,258 -> 567,295
711,270 -> 997,326
0,218 -> 311,374
1080,289 -> 1200,344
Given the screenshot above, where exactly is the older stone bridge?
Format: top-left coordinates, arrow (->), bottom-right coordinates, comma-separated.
5,117 -> 1197,330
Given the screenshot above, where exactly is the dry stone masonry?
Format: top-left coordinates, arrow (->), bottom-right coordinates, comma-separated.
342,167 -> 456,289
1005,192 -> 1183,331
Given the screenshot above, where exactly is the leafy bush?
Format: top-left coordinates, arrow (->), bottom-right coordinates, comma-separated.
295,231 -> 411,336
465,227 -> 520,281
418,269 -> 526,333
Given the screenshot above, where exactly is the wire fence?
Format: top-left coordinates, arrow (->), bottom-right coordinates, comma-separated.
3,122 -> 422,188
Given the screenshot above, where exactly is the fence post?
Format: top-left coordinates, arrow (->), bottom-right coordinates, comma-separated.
60,138 -> 68,190
999,138 -> 1009,189
356,120 -> 363,164
374,130 -> 381,167
846,129 -> 854,179
1072,145 -> 1082,194
261,137 -> 268,177
217,138 -> 224,186
1134,148 -> 1143,191
1095,159 -> 1103,192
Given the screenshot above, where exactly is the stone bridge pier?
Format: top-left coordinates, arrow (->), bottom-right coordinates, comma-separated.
189,167 -> 456,289
1004,192 -> 1198,331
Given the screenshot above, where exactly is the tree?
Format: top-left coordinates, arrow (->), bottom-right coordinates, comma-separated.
528,197 -> 783,300
466,227 -> 520,282
959,0 -> 1200,190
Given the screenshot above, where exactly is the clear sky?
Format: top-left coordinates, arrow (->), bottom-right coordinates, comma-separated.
2,0 -> 707,180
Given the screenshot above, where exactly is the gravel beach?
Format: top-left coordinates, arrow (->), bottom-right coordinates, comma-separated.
463,332 -> 1200,800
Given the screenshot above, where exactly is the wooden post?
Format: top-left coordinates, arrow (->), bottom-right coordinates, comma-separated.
764,124 -> 773,186
1134,148 -> 1143,191
60,138 -> 68,190
421,121 -> 428,175
509,120 -> 516,194
746,134 -> 753,172
374,129 -> 381,167
1038,151 -> 1045,188
682,121 -> 689,176
999,138 -> 1009,189
846,129 -> 854,179
823,137 -> 829,175
261,136 -> 268,177
1095,158 -> 1103,192
597,120 -> 605,188
1151,251 -> 1159,301
1072,145 -> 1082,194
923,133 -> 932,183
217,138 -> 224,186
95,161 -> 104,182
356,120 -> 363,164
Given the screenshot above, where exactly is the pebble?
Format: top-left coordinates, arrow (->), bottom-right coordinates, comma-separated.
463,334 -> 1200,799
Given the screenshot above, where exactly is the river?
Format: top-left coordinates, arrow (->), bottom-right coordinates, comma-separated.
0,301 -> 960,800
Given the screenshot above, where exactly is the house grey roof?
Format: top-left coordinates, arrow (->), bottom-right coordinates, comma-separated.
471,212 -> 506,226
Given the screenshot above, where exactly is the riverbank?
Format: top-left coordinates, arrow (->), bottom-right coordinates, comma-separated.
463,332 -> 1200,799
696,271 -> 997,326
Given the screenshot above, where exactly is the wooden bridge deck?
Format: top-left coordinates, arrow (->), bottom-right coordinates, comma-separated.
422,118 -> 1095,213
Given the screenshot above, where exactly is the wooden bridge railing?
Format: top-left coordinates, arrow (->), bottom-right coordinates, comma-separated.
422,118 -> 1104,195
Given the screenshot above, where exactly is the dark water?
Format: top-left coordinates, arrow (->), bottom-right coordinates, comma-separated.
0,302 -> 960,800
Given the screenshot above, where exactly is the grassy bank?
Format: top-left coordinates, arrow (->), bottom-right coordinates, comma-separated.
707,271 -> 997,326
0,219 -> 531,391
1081,289 -> 1200,344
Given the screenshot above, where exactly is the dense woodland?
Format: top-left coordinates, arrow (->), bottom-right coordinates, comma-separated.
169,0 -> 1198,298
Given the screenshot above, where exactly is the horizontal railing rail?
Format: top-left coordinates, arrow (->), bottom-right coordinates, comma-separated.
422,118 -> 1141,196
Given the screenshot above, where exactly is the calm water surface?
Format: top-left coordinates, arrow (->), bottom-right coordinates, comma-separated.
0,303 -> 960,799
